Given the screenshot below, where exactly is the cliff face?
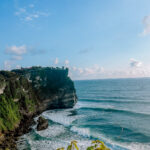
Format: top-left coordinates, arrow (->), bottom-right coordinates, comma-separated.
0,71 -> 37,131
0,67 -> 77,148
12,67 -> 77,110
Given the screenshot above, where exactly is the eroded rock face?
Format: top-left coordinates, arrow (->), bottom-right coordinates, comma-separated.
0,67 -> 78,149
13,67 -> 78,111
37,116 -> 48,131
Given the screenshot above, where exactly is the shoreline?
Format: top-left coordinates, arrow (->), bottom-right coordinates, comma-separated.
0,113 -> 36,149
0,67 -> 77,149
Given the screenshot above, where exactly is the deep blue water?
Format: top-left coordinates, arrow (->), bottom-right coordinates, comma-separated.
17,78 -> 150,150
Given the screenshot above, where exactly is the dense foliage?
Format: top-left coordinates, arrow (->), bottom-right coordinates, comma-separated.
0,95 -> 20,131
12,66 -> 74,93
0,66 -> 76,133
57,140 -> 110,150
0,71 -> 37,132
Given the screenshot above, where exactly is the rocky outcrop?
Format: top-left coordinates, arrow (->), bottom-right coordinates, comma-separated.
0,66 -> 77,149
12,66 -> 77,110
37,116 -> 48,131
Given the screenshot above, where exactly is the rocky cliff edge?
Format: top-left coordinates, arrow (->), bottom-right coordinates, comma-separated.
0,66 -> 77,149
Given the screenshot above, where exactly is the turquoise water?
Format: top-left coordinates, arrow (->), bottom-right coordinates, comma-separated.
17,78 -> 150,150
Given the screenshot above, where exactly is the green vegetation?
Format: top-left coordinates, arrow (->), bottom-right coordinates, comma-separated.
57,140 -> 110,150
67,141 -> 79,150
0,95 -> 21,131
13,66 -> 75,94
0,72 -> 38,133
87,140 -> 110,150
0,66 -> 76,136
57,141 -> 79,150
24,99 -> 35,112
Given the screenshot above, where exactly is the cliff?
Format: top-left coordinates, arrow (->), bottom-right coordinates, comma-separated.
0,67 -> 77,149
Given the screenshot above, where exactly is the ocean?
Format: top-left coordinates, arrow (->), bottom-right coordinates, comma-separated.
17,78 -> 150,150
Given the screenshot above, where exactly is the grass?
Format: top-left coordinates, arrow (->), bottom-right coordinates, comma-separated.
25,99 -> 35,112
0,95 -> 21,132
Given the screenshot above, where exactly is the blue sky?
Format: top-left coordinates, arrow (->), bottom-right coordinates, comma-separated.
1,0 -> 150,79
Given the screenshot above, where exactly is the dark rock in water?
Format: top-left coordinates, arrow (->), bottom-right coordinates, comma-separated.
37,116 -> 48,131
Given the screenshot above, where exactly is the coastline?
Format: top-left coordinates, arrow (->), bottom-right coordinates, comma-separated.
0,67 -> 77,149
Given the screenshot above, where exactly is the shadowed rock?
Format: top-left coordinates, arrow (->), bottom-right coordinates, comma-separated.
0,66 -> 78,149
37,116 -> 48,131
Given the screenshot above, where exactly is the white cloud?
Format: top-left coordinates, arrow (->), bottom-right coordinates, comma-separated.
69,64 -> 105,79
3,61 -> 22,70
68,60 -> 150,80
69,66 -> 150,80
54,58 -> 59,65
78,68 -> 84,74
72,66 -> 77,71
15,5 -> 50,22
130,58 -> 142,68
82,65 -> 104,75
141,15 -> 150,36
64,60 -> 69,65
15,8 -> 26,16
24,12 -> 49,22
4,45 -> 26,70
6,45 -> 27,55
4,60 -> 13,70
25,16 -> 32,21
25,14 -> 39,21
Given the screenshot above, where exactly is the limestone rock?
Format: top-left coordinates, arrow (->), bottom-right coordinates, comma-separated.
37,116 -> 48,131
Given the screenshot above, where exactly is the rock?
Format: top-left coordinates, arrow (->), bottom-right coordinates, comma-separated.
37,116 -> 48,131
12,66 -> 78,110
0,67 -> 77,148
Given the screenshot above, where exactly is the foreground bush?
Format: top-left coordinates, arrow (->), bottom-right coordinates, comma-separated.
57,140 -> 110,150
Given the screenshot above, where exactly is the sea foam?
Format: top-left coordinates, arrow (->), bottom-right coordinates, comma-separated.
42,109 -> 82,126
36,124 -> 66,138
70,126 -> 90,137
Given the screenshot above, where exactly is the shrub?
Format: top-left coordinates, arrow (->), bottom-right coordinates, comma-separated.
0,95 -> 21,132
24,99 -> 35,112
57,140 -> 110,150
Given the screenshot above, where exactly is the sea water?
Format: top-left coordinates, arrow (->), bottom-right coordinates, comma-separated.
17,78 -> 150,150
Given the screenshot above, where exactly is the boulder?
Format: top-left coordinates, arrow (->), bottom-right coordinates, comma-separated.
0,67 -> 77,148
37,116 -> 48,131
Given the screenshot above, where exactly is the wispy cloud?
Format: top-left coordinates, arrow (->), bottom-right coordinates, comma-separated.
64,60 -> 69,66
69,64 -> 104,79
3,55 -> 150,78
69,65 -> 150,80
141,15 -> 150,36
4,60 -> 21,70
68,59 -> 150,80
4,60 -> 13,70
54,58 -> 59,65
6,45 -> 27,55
15,8 -> 26,15
25,14 -> 39,21
14,3 -> 50,22
4,45 -> 27,70
3,43 -> 49,70
130,58 -> 142,68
